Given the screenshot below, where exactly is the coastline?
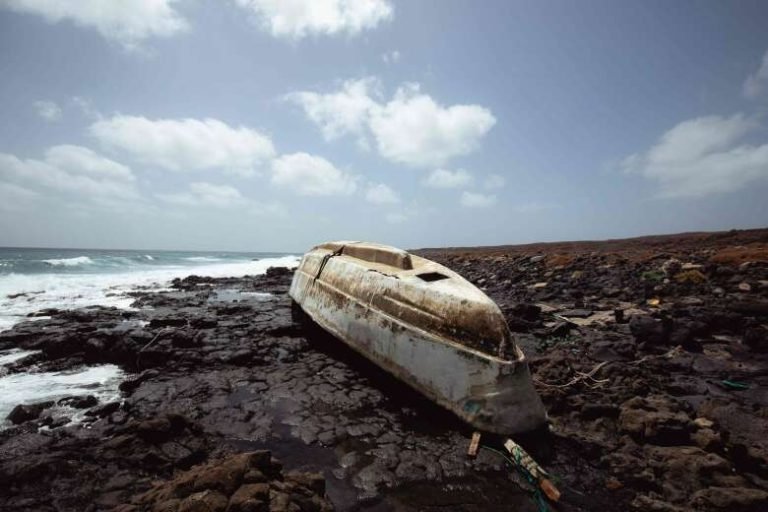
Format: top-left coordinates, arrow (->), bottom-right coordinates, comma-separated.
0,230 -> 767,511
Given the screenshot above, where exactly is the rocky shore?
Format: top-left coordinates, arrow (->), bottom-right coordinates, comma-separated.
2,229 -> 768,511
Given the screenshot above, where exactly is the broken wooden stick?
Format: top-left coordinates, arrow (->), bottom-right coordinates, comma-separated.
467,431 -> 481,458
504,438 -> 561,502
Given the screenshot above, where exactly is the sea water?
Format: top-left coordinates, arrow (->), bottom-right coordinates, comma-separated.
0,247 -> 300,427
0,247 -> 299,332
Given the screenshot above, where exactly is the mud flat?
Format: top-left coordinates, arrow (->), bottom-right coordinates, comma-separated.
1,228 -> 768,511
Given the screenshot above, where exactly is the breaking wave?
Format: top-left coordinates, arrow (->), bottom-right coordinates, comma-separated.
0,254 -> 300,333
42,256 -> 94,267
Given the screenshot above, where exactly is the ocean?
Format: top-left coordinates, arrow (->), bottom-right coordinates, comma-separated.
0,247 -> 300,332
0,247 -> 300,424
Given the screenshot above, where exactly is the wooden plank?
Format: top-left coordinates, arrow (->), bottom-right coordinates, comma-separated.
467,432 -> 481,457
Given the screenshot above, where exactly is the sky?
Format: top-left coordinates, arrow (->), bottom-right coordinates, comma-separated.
1,0 -> 768,253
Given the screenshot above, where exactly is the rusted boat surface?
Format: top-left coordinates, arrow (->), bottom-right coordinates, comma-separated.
289,241 -> 547,434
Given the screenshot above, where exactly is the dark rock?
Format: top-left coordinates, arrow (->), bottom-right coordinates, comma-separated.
58,395 -> 98,409
618,396 -> 693,445
581,403 -> 620,420
228,483 -> 269,512
560,309 -> 593,318
728,300 -> 768,317
509,302 -> 542,321
743,325 -> 768,352
119,369 -> 160,392
689,486 -> 768,511
265,266 -> 293,278
588,339 -> 636,361
629,316 -> 671,345
7,401 -> 54,424
149,317 -> 189,328
545,321 -> 572,338
85,401 -> 121,418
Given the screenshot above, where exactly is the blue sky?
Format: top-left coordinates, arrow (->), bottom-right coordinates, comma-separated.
1,0 -> 767,252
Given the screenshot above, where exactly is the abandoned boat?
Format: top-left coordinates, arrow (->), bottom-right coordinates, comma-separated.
289,241 -> 547,434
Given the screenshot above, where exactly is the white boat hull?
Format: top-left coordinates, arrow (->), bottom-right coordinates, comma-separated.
289,242 -> 547,434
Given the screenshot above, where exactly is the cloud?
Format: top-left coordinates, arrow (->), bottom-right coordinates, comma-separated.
744,49 -> 768,99
45,144 -> 135,181
370,84 -> 496,168
271,152 -> 357,196
90,116 -> 276,175
33,100 -> 62,122
621,114 -> 768,197
0,182 -> 39,212
1,0 -> 189,50
233,0 -> 393,40
423,168 -> 472,189
460,191 -> 496,208
0,145 -> 138,200
382,50 -> 400,64
365,182 -> 399,204
289,80 -> 496,168
484,174 -> 505,189
158,182 -> 244,208
71,96 -> 100,119
285,78 -> 380,143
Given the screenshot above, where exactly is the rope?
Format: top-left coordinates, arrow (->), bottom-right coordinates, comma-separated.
533,361 -> 609,389
480,445 -> 550,512
315,246 -> 344,280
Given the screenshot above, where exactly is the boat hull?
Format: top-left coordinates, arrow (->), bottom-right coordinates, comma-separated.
289,244 -> 547,434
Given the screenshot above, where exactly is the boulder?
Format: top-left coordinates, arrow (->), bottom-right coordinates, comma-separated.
618,396 -> 693,445
6,401 -> 54,425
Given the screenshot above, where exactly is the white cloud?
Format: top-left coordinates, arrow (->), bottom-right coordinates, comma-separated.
744,49 -> 768,99
285,78 -> 380,142
461,191 -> 496,208
233,0 -> 393,40
71,96 -> 100,119
90,116 -> 276,175
33,100 -> 61,122
484,173 -> 505,189
158,182 -> 244,208
370,84 -> 496,168
365,182 -> 399,204
1,0 -> 189,50
45,145 -> 134,182
271,152 -> 357,196
0,182 -> 39,212
423,168 -> 472,189
289,80 -> 496,168
621,114 -> 768,197
382,50 -> 400,64
0,145 -> 138,200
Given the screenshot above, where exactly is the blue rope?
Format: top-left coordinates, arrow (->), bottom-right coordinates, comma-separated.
480,445 -> 550,512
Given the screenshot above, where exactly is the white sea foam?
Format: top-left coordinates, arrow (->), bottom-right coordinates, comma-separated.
185,256 -> 222,262
42,256 -> 94,267
0,362 -> 124,427
0,255 -> 300,332
0,349 -> 39,367
144,255 -> 154,260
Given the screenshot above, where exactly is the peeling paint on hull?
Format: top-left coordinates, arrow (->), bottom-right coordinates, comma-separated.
289,241 -> 547,434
